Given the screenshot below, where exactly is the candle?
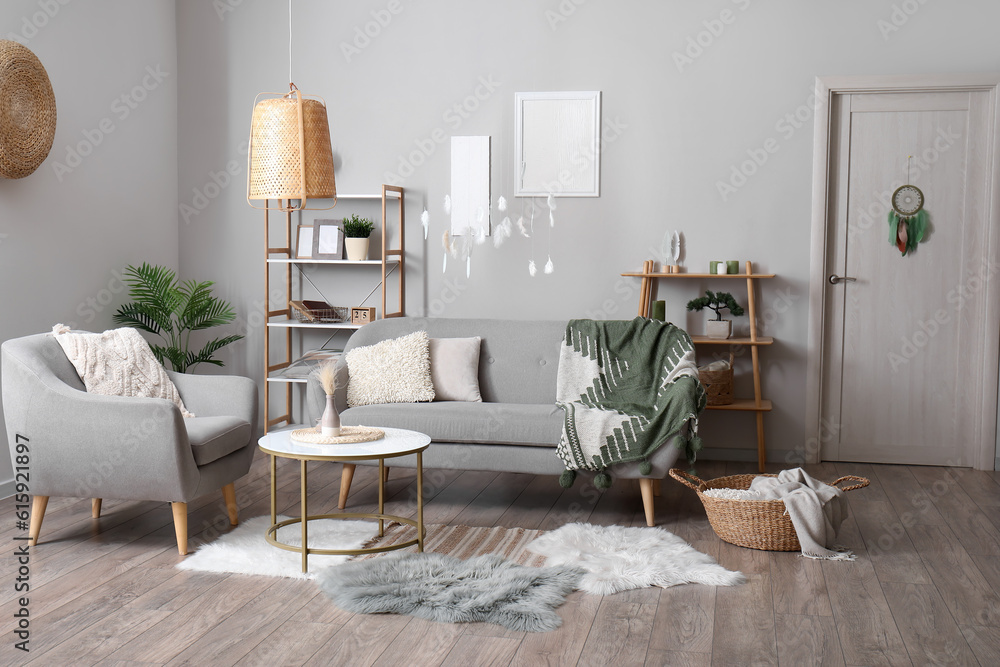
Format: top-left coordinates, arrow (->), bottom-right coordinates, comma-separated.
709,261 -> 720,274
650,300 -> 666,321
715,262 -> 727,275
727,260 -> 739,274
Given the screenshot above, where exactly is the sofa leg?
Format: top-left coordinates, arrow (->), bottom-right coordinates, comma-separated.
92,498 -> 102,519
639,478 -> 655,527
28,496 -> 48,547
339,464 -> 356,510
171,502 -> 188,555
222,483 -> 238,526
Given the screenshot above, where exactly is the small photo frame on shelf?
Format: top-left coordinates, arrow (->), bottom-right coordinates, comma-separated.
295,225 -> 314,259
312,220 -> 344,260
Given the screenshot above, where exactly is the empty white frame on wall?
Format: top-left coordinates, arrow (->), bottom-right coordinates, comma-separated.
515,91 -> 601,197
450,136 -> 491,235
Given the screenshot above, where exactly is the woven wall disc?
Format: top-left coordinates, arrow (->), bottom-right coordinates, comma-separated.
0,40 -> 56,179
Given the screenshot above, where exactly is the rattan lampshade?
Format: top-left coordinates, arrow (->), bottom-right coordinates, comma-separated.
247,86 -> 335,211
0,40 -> 56,179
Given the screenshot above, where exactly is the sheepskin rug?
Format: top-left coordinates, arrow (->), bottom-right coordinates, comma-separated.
526,523 -> 745,594
315,552 -> 583,632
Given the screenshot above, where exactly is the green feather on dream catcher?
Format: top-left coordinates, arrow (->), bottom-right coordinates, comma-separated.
887,156 -> 928,256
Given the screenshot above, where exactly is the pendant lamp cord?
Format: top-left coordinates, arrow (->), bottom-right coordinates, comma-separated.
288,0 -> 293,85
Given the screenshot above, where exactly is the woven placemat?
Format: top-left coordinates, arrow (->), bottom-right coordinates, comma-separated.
290,426 -> 384,445
0,40 -> 56,179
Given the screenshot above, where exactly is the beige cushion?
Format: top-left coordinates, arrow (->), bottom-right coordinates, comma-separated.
51,325 -> 194,417
346,330 -> 435,407
429,337 -> 482,402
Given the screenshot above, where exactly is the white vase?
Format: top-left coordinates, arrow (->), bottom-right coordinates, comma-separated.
321,394 -> 341,437
706,319 -> 732,339
345,237 -> 370,261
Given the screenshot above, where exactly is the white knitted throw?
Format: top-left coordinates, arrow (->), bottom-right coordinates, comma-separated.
51,324 -> 194,417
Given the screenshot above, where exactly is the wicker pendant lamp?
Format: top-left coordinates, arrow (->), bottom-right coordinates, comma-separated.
246,2 -> 335,212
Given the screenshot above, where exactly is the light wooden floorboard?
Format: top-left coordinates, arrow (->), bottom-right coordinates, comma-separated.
5,456 -> 1000,665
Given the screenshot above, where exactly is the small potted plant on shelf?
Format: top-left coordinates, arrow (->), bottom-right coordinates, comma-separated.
343,214 -> 375,261
686,290 -> 745,339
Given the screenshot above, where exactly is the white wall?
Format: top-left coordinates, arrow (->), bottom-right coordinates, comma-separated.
0,0 -> 178,492
176,0 -> 1000,463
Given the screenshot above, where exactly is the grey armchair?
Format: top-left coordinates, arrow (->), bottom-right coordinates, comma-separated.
1,332 -> 258,554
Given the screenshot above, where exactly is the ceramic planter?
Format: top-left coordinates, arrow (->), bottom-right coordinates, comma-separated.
345,237 -> 370,261
706,319 -> 732,339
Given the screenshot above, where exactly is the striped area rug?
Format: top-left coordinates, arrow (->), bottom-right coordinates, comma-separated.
357,523 -> 547,567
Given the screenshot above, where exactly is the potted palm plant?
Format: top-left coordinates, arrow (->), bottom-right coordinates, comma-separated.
343,214 -> 375,261
113,263 -> 243,372
686,290 -> 745,339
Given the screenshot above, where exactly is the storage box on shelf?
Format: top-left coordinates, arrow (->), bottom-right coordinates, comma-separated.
264,185 -> 405,432
621,260 -> 774,471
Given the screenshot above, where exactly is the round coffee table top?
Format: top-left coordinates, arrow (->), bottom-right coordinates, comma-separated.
258,426 -> 430,462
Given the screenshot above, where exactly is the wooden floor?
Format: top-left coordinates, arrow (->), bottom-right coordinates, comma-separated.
5,453 -> 1000,666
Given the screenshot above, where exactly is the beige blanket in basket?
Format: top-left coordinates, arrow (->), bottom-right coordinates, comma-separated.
749,468 -> 853,561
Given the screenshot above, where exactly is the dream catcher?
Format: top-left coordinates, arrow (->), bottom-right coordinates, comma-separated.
887,157 -> 928,256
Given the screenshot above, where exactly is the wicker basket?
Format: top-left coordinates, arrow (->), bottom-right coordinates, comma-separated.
699,352 -> 734,406
669,469 -> 869,551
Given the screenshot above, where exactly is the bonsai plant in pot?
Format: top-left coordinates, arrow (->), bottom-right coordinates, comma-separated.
686,290 -> 745,339
343,214 -> 374,261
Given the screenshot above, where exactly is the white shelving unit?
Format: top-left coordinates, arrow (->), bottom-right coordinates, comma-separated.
263,185 -> 405,430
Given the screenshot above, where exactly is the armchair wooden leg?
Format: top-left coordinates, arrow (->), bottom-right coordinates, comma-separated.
92,498 -> 102,519
28,496 -> 48,547
171,502 -> 188,555
221,483 -> 238,526
338,463 -> 356,510
639,478 -> 656,527
652,479 -> 661,497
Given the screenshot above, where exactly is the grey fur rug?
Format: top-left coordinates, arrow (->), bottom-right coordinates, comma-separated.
315,552 -> 584,632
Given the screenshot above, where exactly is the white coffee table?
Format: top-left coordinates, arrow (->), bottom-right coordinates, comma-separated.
258,427 -> 431,572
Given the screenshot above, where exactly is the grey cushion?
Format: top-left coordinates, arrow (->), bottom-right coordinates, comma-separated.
341,402 -> 563,448
185,416 -> 252,466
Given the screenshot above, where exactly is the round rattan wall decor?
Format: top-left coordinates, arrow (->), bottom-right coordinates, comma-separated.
0,40 -> 56,179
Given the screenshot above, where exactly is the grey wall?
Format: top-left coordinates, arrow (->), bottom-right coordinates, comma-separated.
177,0 -> 1000,464
0,0 -> 178,492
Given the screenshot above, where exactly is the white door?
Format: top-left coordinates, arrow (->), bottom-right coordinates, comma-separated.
822,90 -> 995,466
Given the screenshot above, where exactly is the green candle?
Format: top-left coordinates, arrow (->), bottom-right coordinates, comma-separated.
650,300 -> 666,321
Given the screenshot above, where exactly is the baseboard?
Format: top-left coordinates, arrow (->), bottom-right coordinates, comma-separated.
0,477 -> 14,499
697,448 -> 798,465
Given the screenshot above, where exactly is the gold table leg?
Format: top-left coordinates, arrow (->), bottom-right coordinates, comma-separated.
300,459 -> 308,573
269,455 -> 276,527
417,451 -> 424,552
378,458 -> 385,536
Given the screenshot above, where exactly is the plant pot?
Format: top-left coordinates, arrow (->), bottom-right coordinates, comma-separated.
706,319 -> 732,339
345,237 -> 370,261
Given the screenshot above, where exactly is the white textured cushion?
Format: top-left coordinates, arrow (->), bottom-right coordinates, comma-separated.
346,330 -> 435,407
52,325 -> 194,417
429,337 -> 482,402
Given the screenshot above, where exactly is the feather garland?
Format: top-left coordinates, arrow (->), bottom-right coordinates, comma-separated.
421,210 -> 430,240
528,260 -> 537,277
547,193 -> 556,228
516,216 -> 530,238
444,194 -> 452,215
497,195 -> 507,212
544,256 -> 554,274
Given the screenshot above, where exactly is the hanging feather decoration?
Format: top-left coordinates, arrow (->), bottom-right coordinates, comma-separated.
528,260 -> 537,277
466,256 -> 471,278
421,210 -> 430,240
442,253 -> 448,273
497,195 -> 507,212
493,230 -> 505,249
887,209 -> 927,256
516,216 -> 530,238
544,256 -> 554,274
547,193 -> 556,227
475,225 -> 487,245
444,194 -> 452,215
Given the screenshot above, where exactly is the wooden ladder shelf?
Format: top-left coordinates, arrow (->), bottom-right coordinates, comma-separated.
621,260 -> 775,471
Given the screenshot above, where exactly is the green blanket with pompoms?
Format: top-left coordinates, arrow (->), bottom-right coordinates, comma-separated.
555,318 -> 706,488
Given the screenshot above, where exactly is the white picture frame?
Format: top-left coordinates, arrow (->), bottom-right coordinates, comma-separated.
295,224 -> 314,259
450,136 -> 491,236
312,220 -> 344,259
514,91 -> 601,197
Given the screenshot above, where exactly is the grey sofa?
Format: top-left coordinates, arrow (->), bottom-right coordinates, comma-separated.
307,317 -> 685,526
2,332 -> 258,554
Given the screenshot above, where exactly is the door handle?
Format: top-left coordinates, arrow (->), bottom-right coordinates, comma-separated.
828,274 -> 857,285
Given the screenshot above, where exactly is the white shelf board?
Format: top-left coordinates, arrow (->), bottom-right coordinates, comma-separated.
337,191 -> 401,199
266,258 -> 397,265
267,319 -> 360,330
266,377 -> 308,384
